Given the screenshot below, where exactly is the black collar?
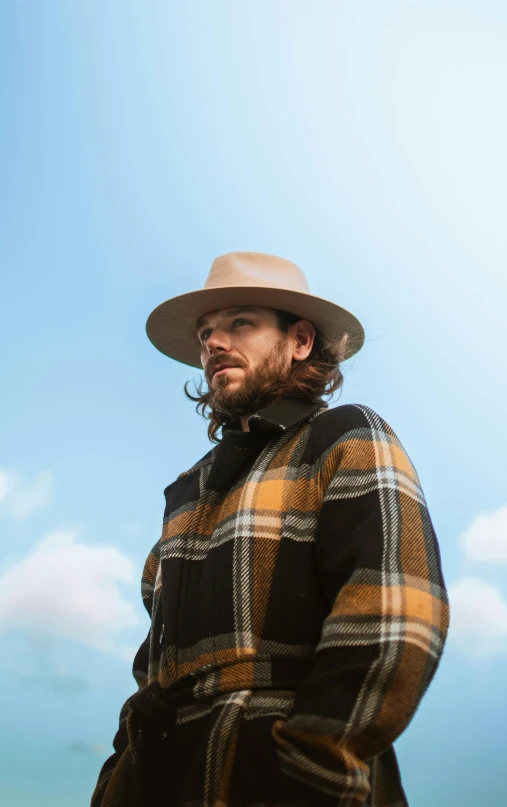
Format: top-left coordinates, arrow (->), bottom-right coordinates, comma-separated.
244,398 -> 326,436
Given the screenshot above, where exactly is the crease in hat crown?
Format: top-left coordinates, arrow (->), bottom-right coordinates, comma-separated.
146,250 -> 365,368
205,252 -> 311,293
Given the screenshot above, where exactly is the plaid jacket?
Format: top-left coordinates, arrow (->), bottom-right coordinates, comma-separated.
91,399 -> 449,807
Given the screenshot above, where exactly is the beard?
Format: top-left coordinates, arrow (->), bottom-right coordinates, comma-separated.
206,337 -> 291,423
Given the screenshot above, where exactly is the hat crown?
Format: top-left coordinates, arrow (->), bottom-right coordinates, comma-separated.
205,252 -> 310,293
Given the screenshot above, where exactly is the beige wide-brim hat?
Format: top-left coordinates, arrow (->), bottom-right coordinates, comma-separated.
146,252 -> 364,367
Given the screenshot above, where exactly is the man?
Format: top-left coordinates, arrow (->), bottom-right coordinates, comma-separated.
91,252 -> 449,807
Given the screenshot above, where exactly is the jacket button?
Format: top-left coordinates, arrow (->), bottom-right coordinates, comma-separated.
147,692 -> 155,699
161,731 -> 169,740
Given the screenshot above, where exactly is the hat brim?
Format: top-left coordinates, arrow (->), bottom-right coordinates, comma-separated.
146,286 -> 364,368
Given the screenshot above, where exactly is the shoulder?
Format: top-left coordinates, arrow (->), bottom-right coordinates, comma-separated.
163,445 -> 216,499
177,445 -> 216,479
311,404 -> 423,499
310,403 -> 396,450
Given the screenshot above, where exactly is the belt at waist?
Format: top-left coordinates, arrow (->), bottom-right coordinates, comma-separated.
128,657 -> 313,734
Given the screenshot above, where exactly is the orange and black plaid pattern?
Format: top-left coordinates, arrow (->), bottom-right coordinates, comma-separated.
91,400 -> 449,807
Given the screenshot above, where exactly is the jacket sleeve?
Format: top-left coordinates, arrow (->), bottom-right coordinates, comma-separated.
271,405 -> 449,806
90,542 -> 160,807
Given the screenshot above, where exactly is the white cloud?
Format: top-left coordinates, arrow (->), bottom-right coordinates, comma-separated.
0,531 -> 139,658
460,506 -> 507,563
0,469 -> 54,520
448,577 -> 507,657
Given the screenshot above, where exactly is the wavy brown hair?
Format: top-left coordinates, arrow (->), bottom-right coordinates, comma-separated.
184,309 -> 347,442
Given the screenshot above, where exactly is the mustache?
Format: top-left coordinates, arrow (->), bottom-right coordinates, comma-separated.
206,356 -> 246,378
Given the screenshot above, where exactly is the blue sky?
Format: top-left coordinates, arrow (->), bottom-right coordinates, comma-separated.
1,2 -> 506,805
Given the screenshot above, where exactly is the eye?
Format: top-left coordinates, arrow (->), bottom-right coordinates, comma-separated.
199,328 -> 212,343
198,318 -> 251,343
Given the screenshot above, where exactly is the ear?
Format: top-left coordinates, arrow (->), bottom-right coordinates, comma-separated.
290,320 -> 315,362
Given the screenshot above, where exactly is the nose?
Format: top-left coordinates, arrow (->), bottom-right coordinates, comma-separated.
204,327 -> 230,355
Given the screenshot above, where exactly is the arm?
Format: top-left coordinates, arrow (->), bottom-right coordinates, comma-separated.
90,542 -> 160,807
272,405 -> 449,805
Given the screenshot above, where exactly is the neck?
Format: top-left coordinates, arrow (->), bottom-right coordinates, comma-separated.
240,415 -> 250,432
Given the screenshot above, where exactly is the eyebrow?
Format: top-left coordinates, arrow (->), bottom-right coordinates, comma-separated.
196,306 -> 262,330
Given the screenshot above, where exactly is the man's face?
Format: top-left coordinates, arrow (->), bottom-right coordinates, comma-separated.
197,305 -> 293,415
